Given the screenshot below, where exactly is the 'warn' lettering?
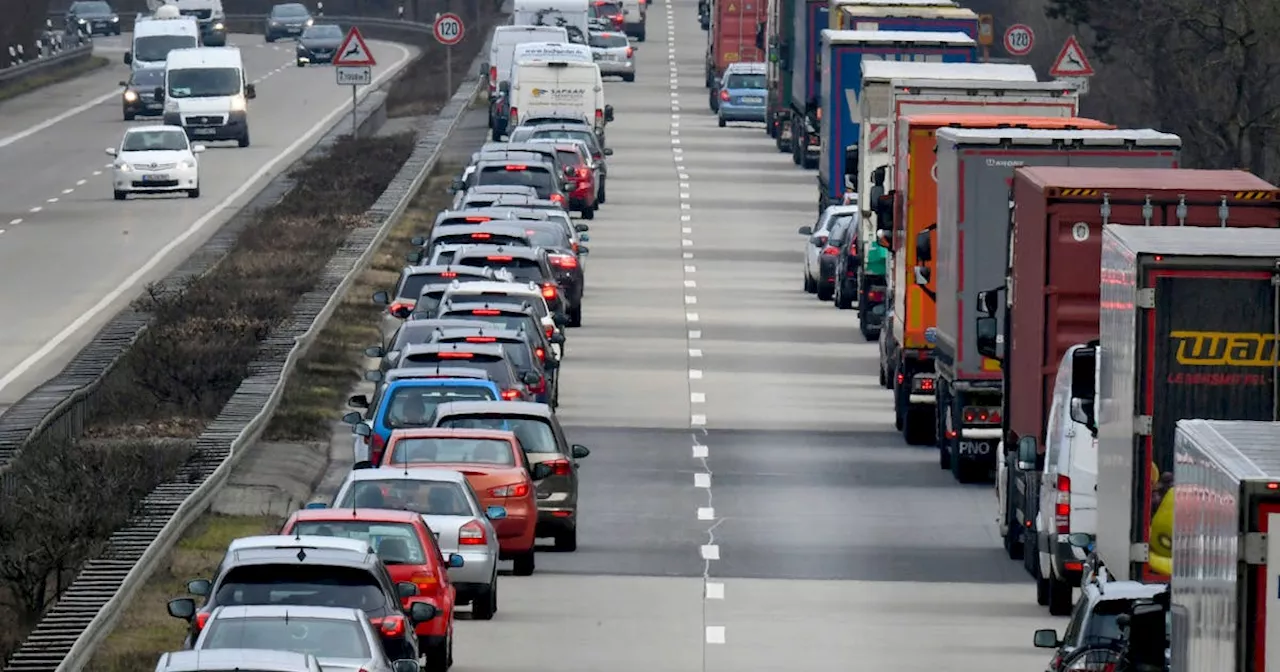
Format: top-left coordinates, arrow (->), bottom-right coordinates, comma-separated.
1171,331 -> 1280,367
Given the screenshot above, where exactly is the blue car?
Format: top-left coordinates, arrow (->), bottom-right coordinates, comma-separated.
343,377 -> 501,467
716,63 -> 767,127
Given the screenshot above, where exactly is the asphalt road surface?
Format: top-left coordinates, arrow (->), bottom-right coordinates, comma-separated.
408,0 -> 1064,669
0,33 -> 414,407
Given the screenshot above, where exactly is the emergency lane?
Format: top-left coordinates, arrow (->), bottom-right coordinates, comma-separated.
0,35 -> 414,407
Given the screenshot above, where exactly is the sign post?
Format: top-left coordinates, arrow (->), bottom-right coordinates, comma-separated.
977,14 -> 993,62
434,12 -> 465,99
1049,35 -> 1095,96
333,26 -> 377,137
1002,23 -> 1034,58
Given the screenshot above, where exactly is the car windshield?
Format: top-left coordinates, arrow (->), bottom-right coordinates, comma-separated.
456,256 -> 545,282
290,521 -> 427,564
589,32 -> 628,48
76,1 -> 112,12
590,2 -> 622,17
383,385 -> 497,428
273,3 -> 309,16
725,73 -> 766,89
133,36 -> 196,62
130,68 -> 165,87
214,565 -> 386,611
387,437 -> 516,465
201,616 -> 371,659
477,166 -> 554,197
437,416 -> 558,453
122,129 -> 188,152
168,67 -> 241,98
338,479 -> 473,517
304,24 -> 342,38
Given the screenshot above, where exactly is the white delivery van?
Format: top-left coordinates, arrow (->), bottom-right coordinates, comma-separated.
513,41 -> 593,64
161,47 -> 254,147
175,0 -> 226,45
621,0 -> 646,40
486,25 -> 569,138
127,11 -> 200,70
512,0 -> 591,44
509,60 -> 607,137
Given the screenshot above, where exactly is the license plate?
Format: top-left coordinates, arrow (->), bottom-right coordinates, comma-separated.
741,96 -> 763,103
958,441 -> 992,456
192,127 -> 216,135
141,174 -> 169,182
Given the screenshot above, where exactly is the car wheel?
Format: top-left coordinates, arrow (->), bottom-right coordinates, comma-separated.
238,130 -> 250,148
123,109 -> 135,121
803,272 -> 816,294
623,73 -> 635,82
568,303 -> 582,328
296,59 -> 305,67
582,206 -> 595,220
816,282 -> 834,301
597,178 -> 606,204
471,578 -> 496,620
1048,572 -> 1074,615
512,550 -> 536,576
1035,561 -> 1050,606
422,636 -> 449,672
718,115 -> 726,128
835,281 -> 854,309
802,154 -> 818,169
265,33 -> 275,42
113,190 -> 127,201
188,185 -> 200,198
554,528 -> 577,552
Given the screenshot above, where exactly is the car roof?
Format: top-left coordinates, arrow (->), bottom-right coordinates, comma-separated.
436,208 -> 522,221
432,400 -> 554,420
287,508 -> 424,525
345,467 -> 470,484
209,605 -> 364,621
473,150 -> 553,164
483,142 -> 558,155
519,123 -> 593,133
443,280 -> 542,295
225,547 -> 377,570
227,535 -> 371,554
126,124 -> 186,135
400,342 -> 508,357
725,62 -> 766,74
430,223 -> 533,238
462,185 -> 538,194
396,319 -> 504,336
489,195 -> 562,208
1083,580 -> 1167,601
439,301 -> 538,315
388,427 -> 520,442
454,245 -> 543,260
158,649 -> 319,672
404,264 -> 493,277
383,367 -> 493,382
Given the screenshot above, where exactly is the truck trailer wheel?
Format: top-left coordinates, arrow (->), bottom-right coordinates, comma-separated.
1047,573 -> 1074,616
791,124 -> 803,165
903,405 -> 934,446
1001,463 -> 1024,560
801,153 -> 818,170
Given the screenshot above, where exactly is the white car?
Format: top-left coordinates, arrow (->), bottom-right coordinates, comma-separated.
587,30 -> 635,81
107,125 -> 203,200
797,205 -> 858,301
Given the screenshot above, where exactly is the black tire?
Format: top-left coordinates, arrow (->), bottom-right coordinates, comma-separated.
265,33 -> 276,42
554,528 -> 577,552
1048,572 -> 1074,615
296,59 -> 305,67
802,154 -> 818,169
123,109 -> 135,121
582,206 -> 595,220
903,405 -> 934,446
791,126 -> 803,165
568,303 -> 582,328
878,362 -> 888,388
835,280 -> 854,309
422,636 -> 450,672
1034,555 -> 1050,606
238,130 -> 250,148
718,115 -> 726,128
816,282 -> 833,301
512,550 -> 535,576
1003,467 -> 1025,560
939,443 -> 951,469
113,190 -> 127,201
637,31 -> 645,42
597,178 -> 606,204
623,73 -> 635,82
188,186 -> 200,198
803,272 -> 816,294
471,578 -> 497,620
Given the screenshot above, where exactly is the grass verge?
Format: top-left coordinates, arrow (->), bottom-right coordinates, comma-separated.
0,55 -> 108,103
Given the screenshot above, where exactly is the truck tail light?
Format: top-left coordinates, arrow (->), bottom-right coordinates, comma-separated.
459,520 -> 487,545
867,290 -> 884,302
822,246 -> 839,256
1055,474 -> 1071,534
489,66 -> 497,90
509,107 -> 517,124
961,406 -> 1001,426
550,193 -> 566,205
910,375 -> 935,394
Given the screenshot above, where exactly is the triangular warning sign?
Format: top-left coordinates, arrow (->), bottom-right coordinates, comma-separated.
334,26 -> 377,67
1049,36 -> 1093,77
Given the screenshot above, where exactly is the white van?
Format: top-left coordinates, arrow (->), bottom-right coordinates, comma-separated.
512,0 -> 590,44
620,0 -> 646,41
175,0 -> 226,45
513,41 -> 593,64
486,25 -> 569,138
127,12 -> 200,70
161,47 -> 255,147
509,60 -> 607,137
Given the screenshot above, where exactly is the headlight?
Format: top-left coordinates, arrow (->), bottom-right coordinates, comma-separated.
213,22 -> 224,30
180,159 -> 196,169
111,15 -> 119,21
123,90 -> 138,102
114,162 -> 132,172
229,95 -> 246,112
305,18 -> 313,25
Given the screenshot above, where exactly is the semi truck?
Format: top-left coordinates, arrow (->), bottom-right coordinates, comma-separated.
981,170 -> 1280,597
706,0 -> 767,108
1170,418 -> 1280,672
831,0 -> 966,32
817,30 -> 975,221
761,0 -> 795,146
784,0 -> 829,167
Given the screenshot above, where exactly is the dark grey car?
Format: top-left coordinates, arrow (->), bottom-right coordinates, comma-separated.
296,23 -> 343,65
266,3 -> 313,41
66,0 -> 120,36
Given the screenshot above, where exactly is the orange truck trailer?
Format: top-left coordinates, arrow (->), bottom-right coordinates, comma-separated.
879,114 -> 1112,447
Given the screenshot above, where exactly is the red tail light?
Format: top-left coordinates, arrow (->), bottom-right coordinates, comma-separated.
439,271 -> 457,278
488,66 -> 497,89
370,432 -> 387,464
377,615 -> 406,637
821,246 -> 839,256
546,458 -> 572,476
459,520 -> 487,545
541,283 -> 558,299
576,166 -> 590,178
595,109 -> 603,120
195,612 -> 210,630
720,89 -> 730,101
550,193 -> 566,205
487,255 -> 513,261
438,352 -> 474,359
1055,474 -> 1071,534
389,302 -> 413,315
961,406 -> 1001,425
490,482 -> 530,497
473,309 -> 502,315
465,336 -> 497,343
500,388 -> 521,400
509,107 -> 517,124
465,216 -> 492,222
527,376 -> 546,395
505,164 -> 527,171
626,46 -> 634,57
410,570 -> 437,590
549,254 -> 578,269
535,347 -> 545,361
471,232 -> 492,239
867,290 -> 884,302
544,326 -> 554,338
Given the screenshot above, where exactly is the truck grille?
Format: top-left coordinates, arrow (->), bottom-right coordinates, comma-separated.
184,115 -> 224,126
181,8 -> 212,19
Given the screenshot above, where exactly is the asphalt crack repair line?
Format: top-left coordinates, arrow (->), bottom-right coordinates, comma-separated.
664,0 -> 726,657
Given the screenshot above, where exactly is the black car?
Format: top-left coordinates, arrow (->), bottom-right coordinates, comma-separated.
120,67 -> 166,120
457,159 -> 571,210
451,246 -> 569,317
296,23 -> 342,65
394,342 -> 539,401
513,220 -> 587,327
66,0 -> 120,35
815,213 -> 856,302
266,2 -> 313,41
832,224 -> 860,310
429,326 -> 558,407
508,124 -> 613,203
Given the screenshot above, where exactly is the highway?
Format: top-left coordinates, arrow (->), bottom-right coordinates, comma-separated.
409,0 -> 1063,668
0,33 -> 414,407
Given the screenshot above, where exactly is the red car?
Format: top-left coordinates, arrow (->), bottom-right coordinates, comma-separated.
380,427 -> 550,576
545,141 -> 599,219
281,508 -> 458,671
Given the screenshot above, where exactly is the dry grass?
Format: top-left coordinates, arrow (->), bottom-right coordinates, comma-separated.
0,56 -> 108,103
83,515 -> 282,672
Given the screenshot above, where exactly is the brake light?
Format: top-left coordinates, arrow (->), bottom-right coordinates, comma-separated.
545,326 -> 554,338
490,482 -> 530,497
535,347 -> 545,361
550,193 -> 566,205
501,388 -> 521,400
626,46 -> 634,57
911,376 -> 935,393
195,612 -> 210,630
506,164 -> 527,171
410,571 -> 437,590
1055,474 -> 1071,534
549,254 -> 578,269
576,166 -> 590,178
546,458 -> 572,476
459,520 -> 487,545
541,283 -> 558,299
378,615 -> 407,637
389,302 -> 413,315
471,232 -> 492,239
438,352 -> 474,359
370,432 -> 387,464
509,107 -> 517,124
595,109 -> 603,120
527,376 -> 546,395
961,406 -> 1002,425
465,216 -> 492,222
821,246 -> 839,256
487,255 -> 513,261
489,65 -> 497,89
867,290 -> 884,302
465,336 -> 498,343
720,89 -> 730,101
473,309 -> 502,315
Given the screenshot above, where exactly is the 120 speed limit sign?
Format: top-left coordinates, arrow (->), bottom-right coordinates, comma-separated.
1003,24 -> 1034,56
433,13 -> 464,45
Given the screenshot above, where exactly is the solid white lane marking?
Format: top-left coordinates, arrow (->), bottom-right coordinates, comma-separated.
706,626 -> 726,644
689,330 -> 701,338
29,207 -> 41,213
689,369 -> 703,379
8,219 -> 20,225
691,414 -> 707,426
706,582 -> 725,600
697,506 -> 715,520
700,544 -> 719,560
0,41 -> 415,397
691,392 -> 705,403
689,348 -> 702,357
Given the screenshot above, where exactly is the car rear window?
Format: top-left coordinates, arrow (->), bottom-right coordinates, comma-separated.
387,437 -> 517,466
201,616 -> 371,660
438,214 -> 504,227
523,227 -> 571,249
338,479 -> 473,517
456,255 -> 545,282
437,416 -> 559,454
528,129 -> 596,149
400,356 -> 513,387
725,73 -> 766,89
383,384 -> 497,428
477,165 -> 554,198
439,337 -> 534,370
440,311 -> 540,333
433,232 -> 530,248
214,565 -> 385,610
589,33 -> 628,48
590,2 -> 622,18
289,521 -> 427,564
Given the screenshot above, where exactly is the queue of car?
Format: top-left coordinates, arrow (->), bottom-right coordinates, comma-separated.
151,16 -> 620,670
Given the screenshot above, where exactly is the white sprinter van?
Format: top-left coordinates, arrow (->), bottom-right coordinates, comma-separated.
486,25 -> 569,138
512,0 -> 590,44
160,47 -> 255,147
621,0 -> 646,41
509,60 -> 610,138
127,10 -> 200,70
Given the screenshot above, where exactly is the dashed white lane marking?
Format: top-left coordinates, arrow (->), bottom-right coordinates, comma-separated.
61,188 -> 74,194
92,170 -> 102,176
0,230 -> 5,235
75,179 -> 86,186
706,626 -> 727,644
682,227 -> 692,234
682,238 -> 694,246
692,414 -> 707,426
8,218 -> 20,225
700,544 -> 719,559
684,279 -> 697,287
689,330 -> 701,339
684,295 -> 697,304
694,472 -> 712,488
46,198 -> 59,203
683,252 -> 693,259
689,369 -> 703,379
689,348 -> 702,357
706,582 -> 725,600
685,265 -> 696,273
698,507 -> 715,520
29,207 -> 42,213
691,392 -> 706,403
686,312 -> 700,322
693,444 -> 709,458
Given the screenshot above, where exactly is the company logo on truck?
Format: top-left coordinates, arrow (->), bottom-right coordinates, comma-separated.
1169,330 -> 1278,385
530,87 -> 587,99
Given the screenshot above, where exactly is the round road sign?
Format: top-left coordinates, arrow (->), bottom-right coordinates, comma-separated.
1003,24 -> 1034,56
433,13 -> 464,46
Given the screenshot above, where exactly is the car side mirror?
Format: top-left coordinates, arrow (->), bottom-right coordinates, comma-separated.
354,423 -> 373,437
123,52 -> 132,65
486,505 -> 507,520
364,345 -> 385,358
975,316 -> 1002,361
797,225 -> 812,236
396,582 -> 418,599
392,660 -> 420,672
579,233 -> 591,242
530,463 -> 554,480
563,165 -> 576,178
105,147 -> 117,156
1032,629 -> 1059,649
447,553 -> 465,568
352,460 -> 374,470
406,251 -> 424,264
603,148 -> 614,156
118,79 -> 127,86
575,223 -> 590,232
365,370 -> 384,382
186,579 -> 212,596
550,333 -> 565,344
571,444 -> 590,459
347,394 -> 370,409
167,597 -> 196,620
304,501 -> 328,509
245,83 -> 256,99
342,411 -> 363,425
154,86 -> 165,100
604,105 -> 615,122
1016,436 -> 1037,471
450,179 -> 465,192
522,371 -> 541,385
372,290 -> 390,305
561,181 -> 574,192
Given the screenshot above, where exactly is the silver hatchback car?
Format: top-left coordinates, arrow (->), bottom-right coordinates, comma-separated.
588,31 -> 635,82
332,468 -> 505,620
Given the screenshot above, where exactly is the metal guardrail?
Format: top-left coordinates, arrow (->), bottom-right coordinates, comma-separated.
0,35 -> 92,86
1,29 -> 492,672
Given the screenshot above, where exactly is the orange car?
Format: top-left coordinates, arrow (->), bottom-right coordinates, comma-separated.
380,427 -> 550,576
279,508 -> 458,671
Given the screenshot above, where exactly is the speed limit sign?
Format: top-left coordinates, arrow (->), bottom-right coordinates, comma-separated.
433,12 -> 464,45
1003,24 -> 1034,56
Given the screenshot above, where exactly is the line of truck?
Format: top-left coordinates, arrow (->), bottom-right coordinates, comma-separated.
700,0 -> 1280,664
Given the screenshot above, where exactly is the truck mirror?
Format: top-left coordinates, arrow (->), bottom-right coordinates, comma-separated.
871,165 -> 886,187
1126,603 -> 1169,667
976,287 -> 1002,317
975,316 -> 1001,360
1015,436 -> 1037,471
1069,398 -> 1095,431
1070,347 -> 1096,401
844,147 -> 859,181
754,22 -> 765,50
915,230 -> 932,262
